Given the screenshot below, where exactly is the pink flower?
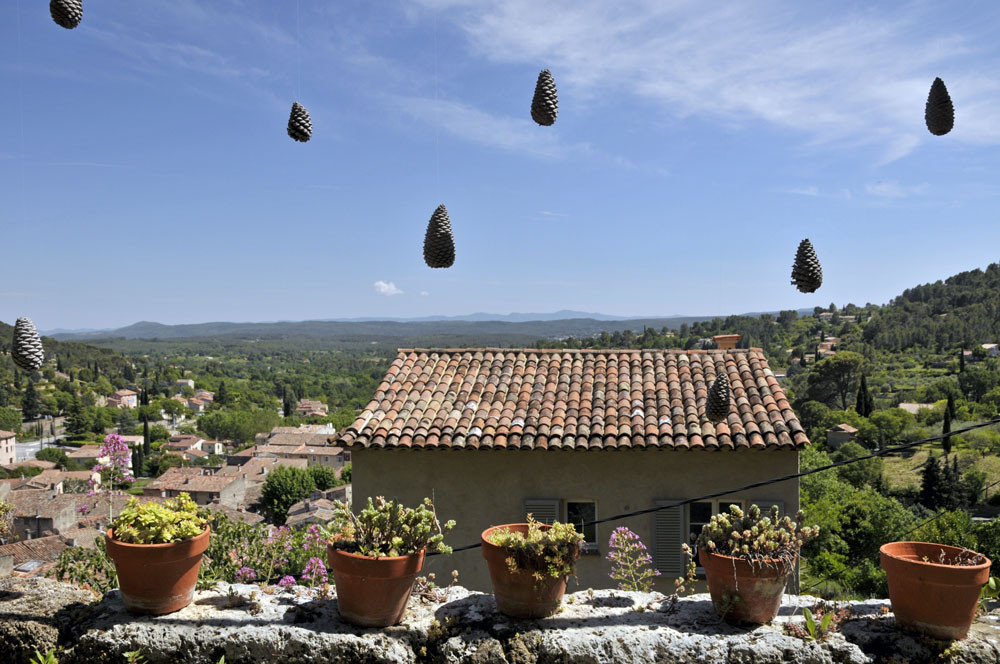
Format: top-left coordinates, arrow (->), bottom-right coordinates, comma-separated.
235,566 -> 257,583
278,576 -> 295,589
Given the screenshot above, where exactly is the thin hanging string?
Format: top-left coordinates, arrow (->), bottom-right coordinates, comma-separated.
295,0 -> 301,101
15,0 -> 26,226
433,12 -> 440,197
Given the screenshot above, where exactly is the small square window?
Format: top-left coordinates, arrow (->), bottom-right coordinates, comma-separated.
566,500 -> 597,547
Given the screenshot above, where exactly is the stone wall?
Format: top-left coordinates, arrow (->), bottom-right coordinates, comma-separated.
1,577 -> 999,664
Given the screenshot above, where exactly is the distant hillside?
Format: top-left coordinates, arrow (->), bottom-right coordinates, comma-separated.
862,263 -> 1000,351
0,320 -> 133,374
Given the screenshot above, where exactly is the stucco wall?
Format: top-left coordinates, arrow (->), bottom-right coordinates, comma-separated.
352,447 -> 799,592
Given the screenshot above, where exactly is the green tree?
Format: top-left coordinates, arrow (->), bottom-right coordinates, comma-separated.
942,407 -> 953,455
309,464 -> 340,491
36,447 -> 70,468
340,462 -> 351,484
0,406 -> 22,434
143,420 -> 151,455
855,375 -> 874,417
806,352 -> 867,410
261,466 -> 315,523
920,453 -> 944,510
21,381 -> 41,421
217,381 -> 230,406
832,441 -> 883,490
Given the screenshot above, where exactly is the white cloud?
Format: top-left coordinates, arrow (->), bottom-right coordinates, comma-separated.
419,290 -> 430,296
539,210 -> 568,217
865,181 -> 929,198
374,280 -> 404,296
417,1 -> 1000,159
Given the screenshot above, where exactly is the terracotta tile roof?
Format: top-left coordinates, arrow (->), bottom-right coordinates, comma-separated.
0,534 -> 76,567
0,430 -> 16,439
334,348 -> 808,451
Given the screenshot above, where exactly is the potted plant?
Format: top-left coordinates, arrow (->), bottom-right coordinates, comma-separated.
881,541 -> 992,640
326,496 -> 454,627
105,492 -> 211,615
684,504 -> 817,624
481,515 -> 584,619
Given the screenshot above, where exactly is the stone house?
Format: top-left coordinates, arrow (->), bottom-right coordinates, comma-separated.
107,389 -> 138,409
825,423 -> 858,449
334,348 -> 807,593
8,491 -> 77,540
0,430 -> 16,467
143,468 -> 246,508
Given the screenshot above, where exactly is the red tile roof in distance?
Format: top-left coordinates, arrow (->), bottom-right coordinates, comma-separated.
334,349 -> 809,451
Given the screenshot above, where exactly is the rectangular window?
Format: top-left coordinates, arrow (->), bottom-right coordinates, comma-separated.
688,500 -> 745,572
565,500 -> 597,552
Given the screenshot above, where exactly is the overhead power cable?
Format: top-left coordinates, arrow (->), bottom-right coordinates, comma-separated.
431,415 -> 1000,556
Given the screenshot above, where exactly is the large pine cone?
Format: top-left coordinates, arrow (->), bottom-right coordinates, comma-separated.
424,204 -> 455,268
925,77 -> 954,136
531,69 -> 559,126
791,238 -> 823,293
287,102 -> 313,142
705,372 -> 731,424
12,317 -> 44,372
50,0 -> 83,29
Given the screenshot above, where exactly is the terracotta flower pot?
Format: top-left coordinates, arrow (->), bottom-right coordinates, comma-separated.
481,524 -> 574,619
105,526 -> 210,615
881,541 -> 991,640
699,548 -> 791,623
327,543 -> 425,627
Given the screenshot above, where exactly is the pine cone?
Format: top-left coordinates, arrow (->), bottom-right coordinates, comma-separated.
925,77 -> 954,136
287,102 -> 312,142
11,317 -> 44,372
705,372 -> 730,424
791,238 -> 823,293
424,204 -> 455,268
531,69 -> 559,126
50,0 -> 82,29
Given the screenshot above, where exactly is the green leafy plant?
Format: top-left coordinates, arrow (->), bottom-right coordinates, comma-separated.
683,504 -> 818,575
0,498 -> 11,539
110,492 -> 210,544
486,514 -> 584,582
784,604 -> 851,642
123,650 -> 147,663
979,576 -> 999,615
29,649 -> 58,664
48,536 -> 118,595
329,496 -> 454,557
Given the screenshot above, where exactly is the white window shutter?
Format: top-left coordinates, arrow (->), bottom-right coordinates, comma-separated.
523,499 -> 560,525
652,499 -> 685,577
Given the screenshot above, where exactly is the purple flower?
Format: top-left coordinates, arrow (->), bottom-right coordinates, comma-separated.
278,576 -> 295,589
235,566 -> 257,583
301,557 -> 328,585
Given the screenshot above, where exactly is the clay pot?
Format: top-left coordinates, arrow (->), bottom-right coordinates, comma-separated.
105,526 -> 210,615
699,548 -> 791,623
327,543 -> 425,627
481,524 -> 575,619
881,541 -> 991,640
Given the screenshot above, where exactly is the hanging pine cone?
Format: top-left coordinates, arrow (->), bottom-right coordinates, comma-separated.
287,102 -> 312,142
925,77 -> 954,136
50,0 -> 82,29
531,69 -> 559,126
705,372 -> 730,424
11,317 -> 44,373
423,204 -> 455,268
791,238 -> 823,293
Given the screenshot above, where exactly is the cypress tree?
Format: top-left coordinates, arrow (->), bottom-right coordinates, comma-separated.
22,381 -> 40,421
218,381 -> 229,406
946,393 -> 956,421
920,453 -> 943,510
942,407 -> 953,456
959,348 -> 966,373
143,420 -> 151,455
856,375 -> 874,417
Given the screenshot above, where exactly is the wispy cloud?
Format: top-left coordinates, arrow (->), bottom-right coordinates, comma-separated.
374,280 -> 404,296
865,181 -> 929,198
419,290 -> 430,296
539,210 -> 568,217
417,1 -> 1000,162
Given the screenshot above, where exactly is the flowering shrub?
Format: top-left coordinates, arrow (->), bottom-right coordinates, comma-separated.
683,504 -> 818,575
110,492 -> 209,544
0,498 -> 11,539
329,496 -> 454,557
486,515 -> 583,582
606,527 -> 660,592
89,432 -> 136,523
300,556 -> 328,586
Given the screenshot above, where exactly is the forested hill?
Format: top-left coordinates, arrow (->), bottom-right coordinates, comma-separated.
862,263 -> 1000,352
0,320 -> 134,376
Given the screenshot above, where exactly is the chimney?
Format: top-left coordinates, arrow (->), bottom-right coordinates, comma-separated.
712,334 -> 742,351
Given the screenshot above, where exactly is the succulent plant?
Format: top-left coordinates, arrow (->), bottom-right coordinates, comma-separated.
329,496 -> 454,557
685,504 -> 818,575
110,493 -> 209,545
487,515 -> 583,581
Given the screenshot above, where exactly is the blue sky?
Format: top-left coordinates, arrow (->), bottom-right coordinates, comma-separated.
3,1 -> 1000,329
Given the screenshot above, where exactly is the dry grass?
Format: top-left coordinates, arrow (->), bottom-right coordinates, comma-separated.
882,447 -> 1000,493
